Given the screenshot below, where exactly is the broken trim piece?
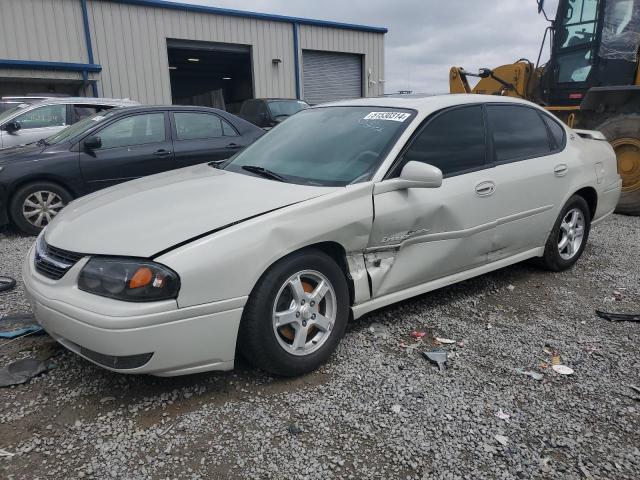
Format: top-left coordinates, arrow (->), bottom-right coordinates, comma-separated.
596,310 -> 640,322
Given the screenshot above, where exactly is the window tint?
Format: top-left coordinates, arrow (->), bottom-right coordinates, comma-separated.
541,115 -> 566,150
97,113 -> 165,149
174,112 -> 237,140
15,104 -> 67,129
486,105 -> 551,162
402,105 -> 486,176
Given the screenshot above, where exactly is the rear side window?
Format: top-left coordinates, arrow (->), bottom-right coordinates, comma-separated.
402,105 -> 486,176
541,114 -> 566,150
14,104 -> 67,129
486,105 -> 551,162
73,104 -> 112,122
174,112 -> 237,140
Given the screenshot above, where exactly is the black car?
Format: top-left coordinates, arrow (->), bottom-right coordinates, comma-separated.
239,98 -> 309,129
0,105 -> 264,234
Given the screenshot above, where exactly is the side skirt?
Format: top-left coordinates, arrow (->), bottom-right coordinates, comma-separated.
350,247 -> 544,319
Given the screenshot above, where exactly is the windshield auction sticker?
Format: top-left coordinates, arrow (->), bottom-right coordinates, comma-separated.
363,112 -> 411,122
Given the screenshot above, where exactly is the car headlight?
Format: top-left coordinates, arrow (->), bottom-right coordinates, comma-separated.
78,257 -> 180,302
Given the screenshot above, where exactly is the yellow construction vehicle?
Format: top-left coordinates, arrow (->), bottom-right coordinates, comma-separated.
450,0 -> 640,214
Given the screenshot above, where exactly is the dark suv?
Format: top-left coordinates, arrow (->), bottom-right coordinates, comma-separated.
239,98 -> 309,129
0,105 -> 264,234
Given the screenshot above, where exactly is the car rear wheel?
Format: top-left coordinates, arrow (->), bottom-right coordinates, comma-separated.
9,181 -> 72,235
538,195 -> 591,271
238,249 -> 349,376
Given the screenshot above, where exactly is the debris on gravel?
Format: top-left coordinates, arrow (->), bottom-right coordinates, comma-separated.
1,215 -> 639,479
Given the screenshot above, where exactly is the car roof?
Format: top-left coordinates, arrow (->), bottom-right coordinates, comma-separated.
106,105 -> 232,114
318,94 -> 542,114
24,97 -> 139,107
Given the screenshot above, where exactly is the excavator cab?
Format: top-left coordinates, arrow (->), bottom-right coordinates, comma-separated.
546,0 -> 640,105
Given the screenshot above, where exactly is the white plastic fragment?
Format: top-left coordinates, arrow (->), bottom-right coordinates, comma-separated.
552,365 -> 575,375
435,337 -> 456,344
496,409 -> 510,421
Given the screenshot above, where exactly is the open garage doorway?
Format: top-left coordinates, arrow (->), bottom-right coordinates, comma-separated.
167,39 -> 253,114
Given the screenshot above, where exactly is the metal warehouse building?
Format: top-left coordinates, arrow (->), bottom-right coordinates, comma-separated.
0,0 -> 386,109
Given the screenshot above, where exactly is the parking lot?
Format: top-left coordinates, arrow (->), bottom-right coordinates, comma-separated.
0,213 -> 638,480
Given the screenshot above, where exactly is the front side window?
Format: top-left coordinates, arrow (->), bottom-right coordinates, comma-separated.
97,113 -> 165,149
556,49 -> 594,82
14,104 -> 67,129
400,105 -> 486,177
486,105 -> 551,162
174,112 -> 237,140
560,0 -> 599,48
224,106 -> 414,186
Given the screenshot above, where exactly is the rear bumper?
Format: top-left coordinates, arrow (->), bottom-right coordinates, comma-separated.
22,246 -> 246,376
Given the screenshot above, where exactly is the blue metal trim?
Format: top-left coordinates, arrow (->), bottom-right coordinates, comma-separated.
80,0 -> 95,64
80,0 -> 99,96
293,23 -> 301,99
113,0 -> 388,33
0,59 -> 102,72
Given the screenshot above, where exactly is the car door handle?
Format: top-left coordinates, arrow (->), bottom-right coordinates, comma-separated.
554,164 -> 568,176
153,149 -> 172,156
475,181 -> 496,197
225,143 -> 243,149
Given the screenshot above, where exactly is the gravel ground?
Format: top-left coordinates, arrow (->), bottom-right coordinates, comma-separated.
1,215 -> 639,480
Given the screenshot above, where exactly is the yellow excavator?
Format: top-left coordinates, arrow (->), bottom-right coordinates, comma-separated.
450,0 -> 640,214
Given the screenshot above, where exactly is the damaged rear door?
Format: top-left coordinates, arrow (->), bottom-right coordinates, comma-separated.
365,104 -> 496,298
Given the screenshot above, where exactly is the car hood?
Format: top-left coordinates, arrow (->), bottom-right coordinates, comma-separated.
45,164 -> 338,257
0,142 -> 47,163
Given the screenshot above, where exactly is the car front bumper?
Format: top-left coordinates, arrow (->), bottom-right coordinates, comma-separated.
22,246 -> 246,376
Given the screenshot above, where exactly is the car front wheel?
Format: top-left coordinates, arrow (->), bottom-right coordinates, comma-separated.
538,194 -> 591,271
9,181 -> 73,235
238,249 -> 350,376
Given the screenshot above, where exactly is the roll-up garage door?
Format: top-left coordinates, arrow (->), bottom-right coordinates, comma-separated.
302,50 -> 362,105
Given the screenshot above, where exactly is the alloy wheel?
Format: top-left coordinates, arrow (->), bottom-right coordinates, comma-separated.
272,270 -> 337,356
22,191 -> 65,228
557,208 -> 585,260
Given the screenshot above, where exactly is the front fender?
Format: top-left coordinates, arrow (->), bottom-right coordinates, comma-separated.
157,183 -> 374,308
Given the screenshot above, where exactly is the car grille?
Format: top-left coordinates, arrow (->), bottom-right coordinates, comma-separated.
34,238 -> 85,280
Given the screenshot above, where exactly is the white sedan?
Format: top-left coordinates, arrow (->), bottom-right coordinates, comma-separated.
22,95 -> 622,377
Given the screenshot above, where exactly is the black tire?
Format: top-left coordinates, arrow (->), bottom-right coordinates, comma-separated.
238,249 -> 350,376
597,115 -> 640,216
9,181 -> 73,235
538,195 -> 591,271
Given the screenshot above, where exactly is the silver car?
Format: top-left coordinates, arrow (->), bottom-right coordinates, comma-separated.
0,97 -> 138,148
22,95 -> 621,377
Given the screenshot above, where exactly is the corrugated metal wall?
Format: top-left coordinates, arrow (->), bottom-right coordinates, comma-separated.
86,0 -> 298,103
0,0 -> 89,63
0,0 -> 385,103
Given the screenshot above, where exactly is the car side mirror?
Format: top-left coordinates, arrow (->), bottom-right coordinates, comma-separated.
4,121 -> 21,133
374,161 -> 443,194
84,136 -> 102,150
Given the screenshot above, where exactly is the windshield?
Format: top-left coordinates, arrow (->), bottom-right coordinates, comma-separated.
224,106 -> 415,186
45,114 -> 107,145
267,100 -> 309,118
0,103 -> 29,124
